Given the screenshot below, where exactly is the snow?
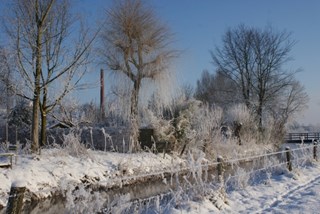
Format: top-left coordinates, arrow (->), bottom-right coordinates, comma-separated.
165,163 -> 320,213
0,148 -> 185,208
226,165 -> 320,213
11,180 -> 27,188
1,144 -> 320,213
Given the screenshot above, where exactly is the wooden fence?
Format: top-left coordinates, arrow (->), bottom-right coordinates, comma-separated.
285,133 -> 320,143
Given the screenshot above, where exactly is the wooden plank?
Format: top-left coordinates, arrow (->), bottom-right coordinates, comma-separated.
0,153 -> 15,157
0,153 -> 15,168
0,163 -> 11,168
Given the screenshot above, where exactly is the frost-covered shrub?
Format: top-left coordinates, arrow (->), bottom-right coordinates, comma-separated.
61,130 -> 91,158
171,100 -> 199,150
141,108 -> 176,145
78,102 -> 100,125
226,104 -> 258,145
226,104 -> 251,123
140,98 -> 202,153
232,167 -> 250,189
171,99 -> 224,152
142,98 -> 280,158
142,98 -> 225,157
259,117 -> 285,147
225,165 -> 262,191
186,150 -> 207,185
225,103 -> 288,147
191,105 -> 223,155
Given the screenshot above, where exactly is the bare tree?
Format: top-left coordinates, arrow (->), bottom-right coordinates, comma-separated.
269,80 -> 308,141
38,0 -> 94,147
181,83 -> 194,101
211,25 -> 306,131
195,70 -> 215,105
100,0 -> 176,151
195,70 -> 240,108
4,0 -> 56,153
0,47 -> 16,114
5,0 -> 95,152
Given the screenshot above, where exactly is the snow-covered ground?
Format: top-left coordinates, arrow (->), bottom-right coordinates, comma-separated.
0,143 -> 319,213
226,164 -> 320,213
165,163 -> 320,214
0,148 -> 185,211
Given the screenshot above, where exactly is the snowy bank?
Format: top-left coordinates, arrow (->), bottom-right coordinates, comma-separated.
0,143 -> 318,213
0,148 -> 185,211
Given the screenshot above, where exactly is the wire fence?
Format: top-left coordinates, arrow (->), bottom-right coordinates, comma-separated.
105,142 -> 319,213
106,143 -> 316,186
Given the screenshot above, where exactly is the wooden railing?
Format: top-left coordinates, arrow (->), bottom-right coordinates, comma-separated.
285,133 -> 320,143
0,153 -> 15,168
0,142 -> 19,168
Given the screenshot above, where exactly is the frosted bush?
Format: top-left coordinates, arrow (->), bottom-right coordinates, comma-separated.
141,94 -> 226,156
141,108 -> 176,144
225,103 -> 266,147
186,150 -> 206,184
226,167 -> 250,190
226,104 -> 252,124
260,116 -> 286,146
191,105 -> 223,144
292,145 -> 314,167
211,137 -> 238,159
21,139 -> 32,154
173,100 -> 225,155
172,100 -> 201,147
141,99 -> 202,153
62,130 -> 91,158
141,97 -> 280,158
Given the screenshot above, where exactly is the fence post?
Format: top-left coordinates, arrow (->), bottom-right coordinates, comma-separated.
5,122 -> 8,143
6,181 -> 26,214
314,140 -> 318,161
217,156 -> 224,183
15,125 -> 18,144
285,147 -> 292,171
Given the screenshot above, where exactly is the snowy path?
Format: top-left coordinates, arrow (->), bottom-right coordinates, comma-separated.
223,164 -> 320,214
168,165 -> 320,214
261,175 -> 320,213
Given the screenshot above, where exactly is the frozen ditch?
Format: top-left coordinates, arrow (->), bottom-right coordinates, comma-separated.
0,143 -> 316,213
6,159 -> 286,213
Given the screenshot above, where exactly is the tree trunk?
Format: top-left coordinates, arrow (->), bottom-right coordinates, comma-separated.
257,98 -> 263,133
100,69 -> 105,120
40,84 -> 49,147
31,26 -> 43,154
40,111 -> 47,147
130,79 -> 141,152
31,83 -> 40,153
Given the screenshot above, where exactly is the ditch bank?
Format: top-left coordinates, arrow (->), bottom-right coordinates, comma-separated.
0,157 -> 277,213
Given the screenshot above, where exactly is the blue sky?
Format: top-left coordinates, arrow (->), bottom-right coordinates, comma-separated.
2,0 -> 320,125
77,0 -> 320,125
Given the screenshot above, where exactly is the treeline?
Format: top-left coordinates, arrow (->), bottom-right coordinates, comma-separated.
0,0 -> 308,154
